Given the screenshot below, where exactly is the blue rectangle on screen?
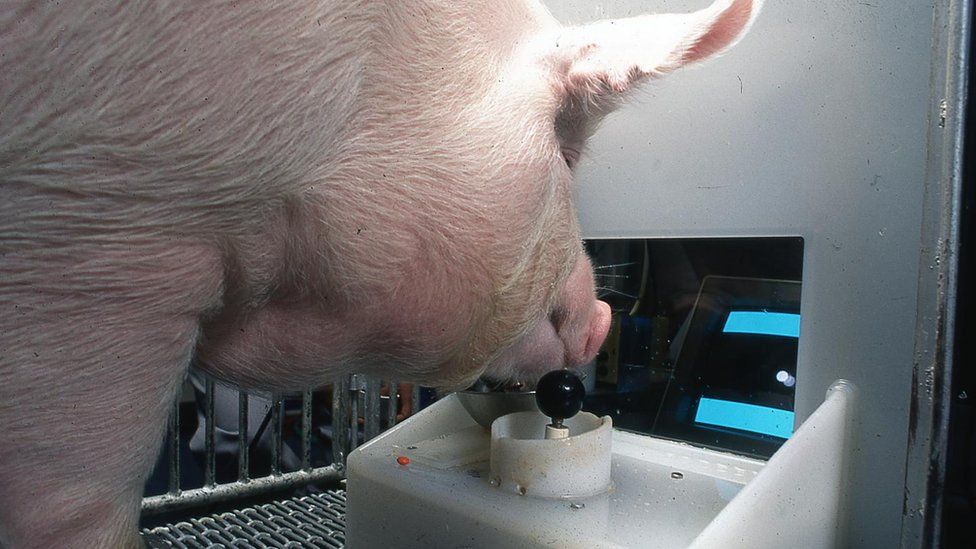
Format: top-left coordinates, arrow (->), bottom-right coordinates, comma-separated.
722,311 -> 800,338
694,397 -> 794,438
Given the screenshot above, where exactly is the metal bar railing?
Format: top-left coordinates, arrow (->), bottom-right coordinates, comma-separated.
363,377 -> 382,442
348,375 -> 361,454
146,373 -> 422,516
412,383 -> 421,421
143,465 -> 343,517
332,376 -> 350,467
270,392 -> 283,476
204,378 -> 216,487
167,399 -> 181,497
301,390 -> 313,471
237,391 -> 249,482
386,380 -> 399,429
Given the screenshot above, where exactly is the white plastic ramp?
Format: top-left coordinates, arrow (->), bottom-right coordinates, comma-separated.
690,380 -> 857,549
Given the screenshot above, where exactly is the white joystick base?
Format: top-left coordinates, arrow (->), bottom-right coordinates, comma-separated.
489,410 -> 612,499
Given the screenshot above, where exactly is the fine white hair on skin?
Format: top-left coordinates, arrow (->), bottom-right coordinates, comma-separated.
0,1 -> 760,546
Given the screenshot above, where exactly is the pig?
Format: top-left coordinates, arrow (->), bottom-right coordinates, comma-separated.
0,0 -> 761,546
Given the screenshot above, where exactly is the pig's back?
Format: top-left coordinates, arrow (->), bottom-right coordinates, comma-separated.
0,1 -> 373,242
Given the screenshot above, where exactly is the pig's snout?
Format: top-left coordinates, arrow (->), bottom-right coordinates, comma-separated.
580,299 -> 612,366
549,254 -> 611,369
557,278 -> 611,369
489,256 -> 611,380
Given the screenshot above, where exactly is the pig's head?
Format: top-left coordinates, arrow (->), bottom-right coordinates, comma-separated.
468,0 -> 763,387
197,0 -> 761,392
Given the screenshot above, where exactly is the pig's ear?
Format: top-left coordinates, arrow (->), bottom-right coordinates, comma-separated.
549,0 -> 761,118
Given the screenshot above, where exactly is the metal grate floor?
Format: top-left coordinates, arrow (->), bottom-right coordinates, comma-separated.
142,490 -> 346,548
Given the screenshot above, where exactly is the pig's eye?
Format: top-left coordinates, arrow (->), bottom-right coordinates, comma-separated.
560,147 -> 580,169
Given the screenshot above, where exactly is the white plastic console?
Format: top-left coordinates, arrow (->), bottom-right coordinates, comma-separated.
346,381 -> 856,548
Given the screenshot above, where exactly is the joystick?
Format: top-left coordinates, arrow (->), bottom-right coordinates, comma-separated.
486,368 -> 611,498
535,369 -> 585,439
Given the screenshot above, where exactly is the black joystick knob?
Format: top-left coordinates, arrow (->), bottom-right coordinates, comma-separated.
535,369 -> 585,428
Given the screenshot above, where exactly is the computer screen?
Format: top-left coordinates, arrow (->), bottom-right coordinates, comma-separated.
581,239 -> 804,460
652,278 -> 801,458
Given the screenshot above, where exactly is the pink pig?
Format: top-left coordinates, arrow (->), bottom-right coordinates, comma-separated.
0,1 -> 760,546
